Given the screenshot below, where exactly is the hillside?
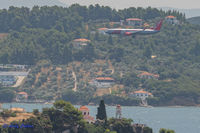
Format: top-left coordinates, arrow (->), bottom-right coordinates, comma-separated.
160,7 -> 200,18
187,16 -> 200,25
0,5 -> 200,106
0,0 -> 65,9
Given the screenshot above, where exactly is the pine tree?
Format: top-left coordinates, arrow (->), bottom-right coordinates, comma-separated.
96,100 -> 107,120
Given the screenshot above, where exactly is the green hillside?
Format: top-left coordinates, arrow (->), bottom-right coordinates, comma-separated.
187,16 -> 200,25
0,5 -> 200,106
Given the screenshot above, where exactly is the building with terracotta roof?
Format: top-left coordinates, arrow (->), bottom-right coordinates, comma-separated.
137,71 -> 159,80
16,92 -> 28,101
90,77 -> 115,88
165,16 -> 179,25
126,18 -> 143,26
98,28 -> 108,34
130,90 -> 153,100
73,38 -> 91,48
79,106 -> 95,123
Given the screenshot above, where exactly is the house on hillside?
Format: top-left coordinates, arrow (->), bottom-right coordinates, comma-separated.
0,71 -> 29,86
165,16 -> 179,25
137,71 -> 159,80
16,92 -> 28,102
90,77 -> 115,88
0,74 -> 17,86
126,18 -> 143,26
73,38 -> 91,49
79,106 -> 95,123
98,27 -> 108,34
129,90 -> 153,100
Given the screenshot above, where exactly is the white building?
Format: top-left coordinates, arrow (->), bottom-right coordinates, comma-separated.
165,16 -> 179,25
90,77 -> 115,88
79,106 -> 95,123
0,71 -> 29,86
16,92 -> 28,102
130,90 -> 153,100
73,38 -> 90,49
126,18 -> 142,26
98,28 -> 108,34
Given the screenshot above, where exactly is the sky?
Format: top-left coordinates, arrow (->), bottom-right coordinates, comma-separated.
59,0 -> 200,9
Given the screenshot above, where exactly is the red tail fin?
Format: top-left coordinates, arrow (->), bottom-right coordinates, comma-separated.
154,20 -> 163,31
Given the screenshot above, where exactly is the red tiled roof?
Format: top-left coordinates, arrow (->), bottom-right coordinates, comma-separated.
96,77 -> 114,81
126,18 -> 142,21
73,38 -> 91,42
79,106 -> 89,111
166,15 -> 175,18
17,92 -> 28,95
98,28 -> 108,30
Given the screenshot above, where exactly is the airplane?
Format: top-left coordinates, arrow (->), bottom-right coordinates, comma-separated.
105,20 -> 163,37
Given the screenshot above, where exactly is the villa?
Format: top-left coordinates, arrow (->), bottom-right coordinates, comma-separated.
79,106 -> 95,123
90,77 -> 115,88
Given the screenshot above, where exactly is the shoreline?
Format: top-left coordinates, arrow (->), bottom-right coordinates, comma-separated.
2,102 -> 200,108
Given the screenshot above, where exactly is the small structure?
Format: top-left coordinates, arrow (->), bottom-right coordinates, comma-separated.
79,106 -> 95,123
130,90 -> 153,100
10,107 -> 25,113
126,18 -> 142,26
165,16 -> 179,25
98,28 -> 108,34
116,105 -> 122,119
73,38 -> 91,49
0,74 -> 17,86
0,71 -> 29,86
137,71 -> 159,80
90,77 -> 115,88
16,92 -> 28,102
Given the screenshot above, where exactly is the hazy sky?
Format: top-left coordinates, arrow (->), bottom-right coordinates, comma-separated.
59,0 -> 200,9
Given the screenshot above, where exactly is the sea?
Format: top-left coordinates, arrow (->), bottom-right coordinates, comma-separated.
2,103 -> 200,133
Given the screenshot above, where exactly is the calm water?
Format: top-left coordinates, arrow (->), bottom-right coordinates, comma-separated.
2,103 -> 200,133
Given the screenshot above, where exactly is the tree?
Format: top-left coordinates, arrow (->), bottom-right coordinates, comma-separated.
21,115 -> 53,133
108,35 -> 113,45
0,89 -> 15,102
143,127 -> 153,133
42,100 -> 83,132
107,118 -> 133,133
159,128 -> 175,133
143,46 -> 152,59
96,100 -> 107,121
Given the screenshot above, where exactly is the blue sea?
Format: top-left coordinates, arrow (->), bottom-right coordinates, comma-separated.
2,103 -> 200,133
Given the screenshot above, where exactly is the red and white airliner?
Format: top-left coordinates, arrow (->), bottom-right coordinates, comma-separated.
105,20 -> 163,36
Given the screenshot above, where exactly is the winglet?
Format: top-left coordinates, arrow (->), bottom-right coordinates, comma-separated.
154,20 -> 164,31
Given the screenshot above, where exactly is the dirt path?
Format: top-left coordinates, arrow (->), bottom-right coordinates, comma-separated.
109,88 -> 112,94
108,60 -> 114,74
34,73 -> 40,85
72,70 -> 77,92
12,76 -> 26,87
